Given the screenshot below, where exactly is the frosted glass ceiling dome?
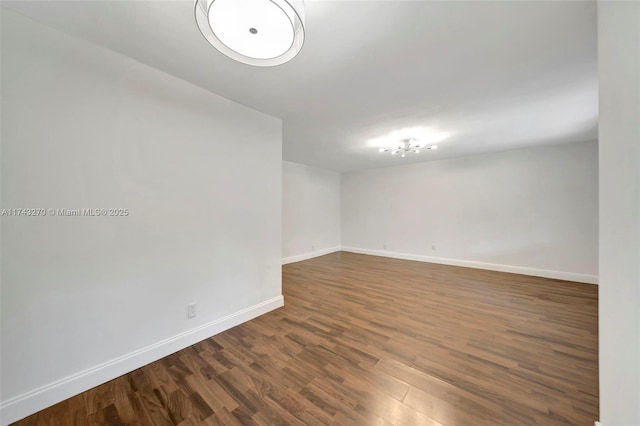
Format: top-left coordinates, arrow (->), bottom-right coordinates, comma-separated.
195,0 -> 305,66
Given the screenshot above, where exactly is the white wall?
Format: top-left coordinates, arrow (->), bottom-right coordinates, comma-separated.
342,141 -> 599,283
0,10 -> 282,424
598,1 -> 640,425
282,161 -> 341,263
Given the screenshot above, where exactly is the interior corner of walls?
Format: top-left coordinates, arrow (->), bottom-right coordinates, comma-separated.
282,246 -> 341,265
0,296 -> 283,426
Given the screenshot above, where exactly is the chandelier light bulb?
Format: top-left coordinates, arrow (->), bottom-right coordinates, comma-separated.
195,0 -> 305,66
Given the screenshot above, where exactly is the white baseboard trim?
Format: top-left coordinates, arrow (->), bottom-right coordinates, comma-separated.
0,295 -> 284,426
282,246 -> 341,265
341,247 -> 599,284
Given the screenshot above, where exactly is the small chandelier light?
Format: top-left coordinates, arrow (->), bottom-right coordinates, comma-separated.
379,139 -> 438,158
195,0 -> 305,67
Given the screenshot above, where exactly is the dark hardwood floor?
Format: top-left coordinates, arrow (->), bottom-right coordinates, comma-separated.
12,251 -> 598,425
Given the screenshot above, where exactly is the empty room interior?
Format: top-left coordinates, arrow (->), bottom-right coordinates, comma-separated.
1,1 -> 639,425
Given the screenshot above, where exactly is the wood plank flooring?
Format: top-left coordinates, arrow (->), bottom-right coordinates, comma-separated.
12,252 -> 599,425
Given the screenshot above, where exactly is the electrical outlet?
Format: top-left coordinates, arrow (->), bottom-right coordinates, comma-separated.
383,243 -> 387,250
432,244 -> 436,251
311,244 -> 316,251
187,303 -> 197,318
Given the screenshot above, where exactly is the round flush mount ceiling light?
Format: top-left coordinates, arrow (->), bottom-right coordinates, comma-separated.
195,0 -> 305,67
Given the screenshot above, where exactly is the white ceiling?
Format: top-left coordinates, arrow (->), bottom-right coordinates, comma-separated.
4,0 -> 598,172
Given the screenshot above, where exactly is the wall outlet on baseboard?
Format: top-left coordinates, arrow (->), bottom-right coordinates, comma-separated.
311,244 -> 316,251
187,303 -> 197,318
432,244 -> 436,251
383,243 -> 387,250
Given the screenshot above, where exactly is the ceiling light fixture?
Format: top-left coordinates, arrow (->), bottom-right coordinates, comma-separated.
195,0 -> 305,67
379,139 -> 438,157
